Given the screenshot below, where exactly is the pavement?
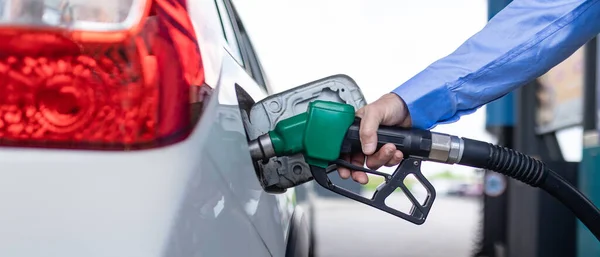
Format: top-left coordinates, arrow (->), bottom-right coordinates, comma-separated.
313,192 -> 482,257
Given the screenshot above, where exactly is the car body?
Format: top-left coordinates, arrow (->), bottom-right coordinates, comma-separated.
0,0 -> 315,256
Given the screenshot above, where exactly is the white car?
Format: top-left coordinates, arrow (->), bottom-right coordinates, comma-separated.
0,0 -> 325,256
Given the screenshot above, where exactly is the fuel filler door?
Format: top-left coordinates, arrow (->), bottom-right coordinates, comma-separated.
238,74 -> 367,193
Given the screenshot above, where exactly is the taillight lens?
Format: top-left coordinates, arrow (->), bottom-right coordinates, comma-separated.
1,0 -> 144,31
0,0 -> 206,150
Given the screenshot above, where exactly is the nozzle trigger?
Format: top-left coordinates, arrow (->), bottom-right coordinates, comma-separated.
310,157 -> 437,225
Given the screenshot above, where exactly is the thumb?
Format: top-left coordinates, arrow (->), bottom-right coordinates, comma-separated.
356,106 -> 382,155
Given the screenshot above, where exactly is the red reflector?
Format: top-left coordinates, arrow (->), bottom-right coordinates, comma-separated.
0,0 -> 206,150
0,48 -> 157,146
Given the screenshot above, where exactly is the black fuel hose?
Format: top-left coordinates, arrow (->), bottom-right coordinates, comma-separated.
343,123 -> 600,240
458,138 -> 600,241
261,119 -> 600,239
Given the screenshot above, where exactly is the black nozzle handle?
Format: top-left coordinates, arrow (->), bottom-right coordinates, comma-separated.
340,118 -> 433,159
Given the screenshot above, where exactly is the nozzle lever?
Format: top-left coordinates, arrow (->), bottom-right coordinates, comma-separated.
310,157 -> 436,225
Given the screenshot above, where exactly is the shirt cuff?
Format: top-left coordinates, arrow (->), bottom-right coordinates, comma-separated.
391,82 -> 455,130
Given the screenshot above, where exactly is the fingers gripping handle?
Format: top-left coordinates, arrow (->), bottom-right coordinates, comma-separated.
310,157 -> 436,224
340,118 -> 465,164
307,117 -> 467,224
340,118 -> 433,158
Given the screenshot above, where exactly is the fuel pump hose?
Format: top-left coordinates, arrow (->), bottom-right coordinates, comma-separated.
461,138 -> 600,241
344,123 -> 600,241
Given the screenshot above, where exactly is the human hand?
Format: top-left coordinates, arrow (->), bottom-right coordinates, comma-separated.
337,93 -> 412,184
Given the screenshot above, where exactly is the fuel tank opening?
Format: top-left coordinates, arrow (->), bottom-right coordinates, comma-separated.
248,134 -> 275,162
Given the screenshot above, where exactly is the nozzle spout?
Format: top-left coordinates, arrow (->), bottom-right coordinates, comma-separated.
249,133 -> 276,161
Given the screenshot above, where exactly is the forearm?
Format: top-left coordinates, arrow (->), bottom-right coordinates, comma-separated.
393,0 -> 600,129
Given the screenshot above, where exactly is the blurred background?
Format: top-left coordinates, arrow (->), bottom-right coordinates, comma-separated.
232,1 -> 591,256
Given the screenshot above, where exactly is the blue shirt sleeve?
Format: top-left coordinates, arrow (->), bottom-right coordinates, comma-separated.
392,0 -> 600,130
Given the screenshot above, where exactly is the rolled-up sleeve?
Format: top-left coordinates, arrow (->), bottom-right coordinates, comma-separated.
393,0 -> 600,129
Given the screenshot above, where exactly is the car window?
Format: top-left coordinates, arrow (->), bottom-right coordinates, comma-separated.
239,28 -> 268,92
227,2 -> 268,92
214,0 -> 244,66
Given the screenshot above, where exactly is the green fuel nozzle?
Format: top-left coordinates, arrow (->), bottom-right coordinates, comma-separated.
249,100 -> 466,169
249,100 -> 357,168
248,100 -> 600,239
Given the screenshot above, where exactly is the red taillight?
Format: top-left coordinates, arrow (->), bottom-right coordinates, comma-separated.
0,0 -> 206,150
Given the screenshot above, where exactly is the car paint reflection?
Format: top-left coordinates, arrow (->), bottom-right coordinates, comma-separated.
163,88 -> 297,257
163,96 -> 273,256
209,101 -> 290,257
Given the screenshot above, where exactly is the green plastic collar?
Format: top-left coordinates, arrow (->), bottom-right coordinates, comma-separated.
303,101 -> 356,168
269,100 -> 356,168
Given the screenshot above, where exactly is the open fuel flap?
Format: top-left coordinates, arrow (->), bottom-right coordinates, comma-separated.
237,74 -> 367,193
